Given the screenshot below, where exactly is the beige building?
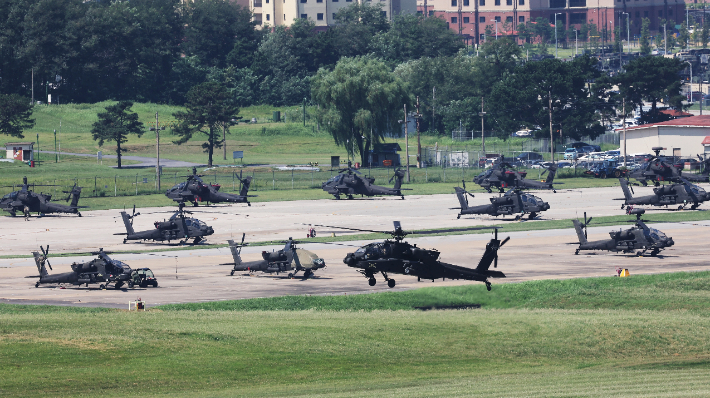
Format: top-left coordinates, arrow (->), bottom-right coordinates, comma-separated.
622,115 -> 710,158
252,0 -> 417,26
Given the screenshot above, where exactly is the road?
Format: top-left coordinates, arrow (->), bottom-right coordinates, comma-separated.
38,150 -> 203,168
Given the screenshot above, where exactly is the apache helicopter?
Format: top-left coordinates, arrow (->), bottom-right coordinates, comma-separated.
473,157 -> 559,193
116,204 -> 214,244
29,246 -> 133,289
619,178 -> 709,210
321,162 -> 411,199
165,167 -> 255,206
453,181 -> 550,220
223,234 -> 326,279
628,147 -> 710,186
313,222 -> 508,291
1,177 -> 84,217
572,209 -> 674,256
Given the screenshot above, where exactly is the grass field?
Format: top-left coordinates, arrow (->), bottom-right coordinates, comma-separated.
2,272 -> 710,397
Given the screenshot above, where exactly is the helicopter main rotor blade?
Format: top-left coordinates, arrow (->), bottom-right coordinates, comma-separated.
499,236 -> 510,247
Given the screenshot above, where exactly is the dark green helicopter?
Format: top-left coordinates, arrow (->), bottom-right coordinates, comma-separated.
473,157 -> 559,193
453,181 -> 550,220
1,177 -> 84,217
165,167 -> 255,206
619,178 -> 709,210
223,234 -> 326,279
313,222 -> 509,291
572,209 -> 674,256
30,246 -> 133,289
628,147 -> 710,186
116,204 -> 214,244
321,162 -> 410,199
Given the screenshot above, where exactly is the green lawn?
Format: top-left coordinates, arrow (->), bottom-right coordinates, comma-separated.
3,272 -> 710,397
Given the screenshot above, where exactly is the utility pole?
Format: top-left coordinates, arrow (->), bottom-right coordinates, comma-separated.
622,97 -> 627,167
458,0 -> 462,34
416,96 -> 422,168
664,23 -> 667,55
474,0 -> 480,47
223,122 -> 227,160
549,91 -> 554,164
54,129 -> 57,163
479,97 -> 486,156
432,87 -> 436,134
31,68 -> 34,105
403,104 -> 410,182
149,112 -> 165,191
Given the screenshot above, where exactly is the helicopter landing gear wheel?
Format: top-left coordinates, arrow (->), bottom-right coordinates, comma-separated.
575,249 -> 580,255
334,195 -> 340,200
368,278 -> 376,286
193,201 -> 198,207
621,204 -> 625,210
77,212 -> 82,217
651,249 -> 660,257
230,270 -> 235,276
691,204 -> 699,210
288,273 -> 294,279
678,205 -> 684,210
99,284 -> 106,290
114,282 -> 123,289
636,251 -> 644,257
485,281 -> 492,291
457,214 -> 461,219
387,279 -> 396,288
128,281 -> 134,288
35,282 -> 39,288
614,170 -> 621,178
401,196 -> 404,200
123,239 -> 127,244
348,195 -> 353,200
528,212 -> 537,220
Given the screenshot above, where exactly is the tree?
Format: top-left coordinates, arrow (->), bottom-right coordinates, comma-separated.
655,29 -> 663,50
614,26 -> 622,53
693,22 -> 702,46
616,56 -> 686,124
173,82 -> 240,167
331,3 -> 389,58
703,18 -> 709,48
640,18 -> 651,55
311,57 -> 409,165
679,22 -> 690,49
0,94 -> 35,138
90,101 -> 144,169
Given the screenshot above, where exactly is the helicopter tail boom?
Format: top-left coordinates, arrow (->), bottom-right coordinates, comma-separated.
454,187 -> 469,210
619,178 -> 634,201
32,252 -> 49,277
545,164 -> 558,184
239,177 -> 253,197
69,186 -> 82,208
572,220 -> 588,244
227,239 -> 242,265
120,212 -> 135,236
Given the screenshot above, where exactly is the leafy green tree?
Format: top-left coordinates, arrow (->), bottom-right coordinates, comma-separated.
614,26 -> 622,53
655,29 -> 664,50
640,18 -> 651,55
703,18 -> 709,48
90,101 -> 144,169
693,23 -> 701,46
311,57 -> 409,165
0,94 -> 35,138
173,82 -> 240,167
679,22 -> 690,49
616,56 -> 685,124
371,14 -> 464,64
332,3 -> 389,58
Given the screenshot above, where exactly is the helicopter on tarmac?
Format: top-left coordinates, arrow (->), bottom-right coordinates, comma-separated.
312,222 -> 509,291
165,167 -> 255,206
619,178 -> 709,210
29,246 -> 133,289
223,234 -> 326,279
453,181 -> 550,220
473,157 -> 560,193
628,147 -> 710,186
116,203 -> 214,244
1,177 -> 84,217
321,162 -> 411,199
572,209 -> 674,256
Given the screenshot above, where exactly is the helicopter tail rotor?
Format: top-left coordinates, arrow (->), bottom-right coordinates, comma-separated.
39,245 -> 52,271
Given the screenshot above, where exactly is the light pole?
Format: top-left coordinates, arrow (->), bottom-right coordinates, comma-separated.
555,13 -> 562,58
686,60 -> 693,100
623,12 -> 630,53
149,112 -> 165,191
575,29 -> 578,55
664,23 -> 667,54
491,19 -> 499,40
479,97 -> 486,159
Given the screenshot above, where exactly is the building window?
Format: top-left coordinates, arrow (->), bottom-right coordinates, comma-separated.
635,11 -> 640,17
570,12 -> 585,24
480,16 -> 485,23
266,14 -> 270,20
506,16 -> 513,22
316,13 -> 322,20
300,0 -> 306,3
669,9 -> 672,16
519,0 -> 524,4
254,0 -> 262,6
381,11 -> 386,17
506,0 -> 512,5
429,10 -> 434,16
463,16 -> 470,23
452,16 -> 458,23
479,0 -> 485,5
452,0 -> 457,5
417,10 -> 422,14
569,0 -> 586,6
550,0 -> 565,7
519,15 -> 524,22
480,33 -> 485,40
644,10 -> 648,17
494,0 -> 500,5
266,0 -> 269,3
301,13 -> 307,18
495,16 -> 501,22
254,13 -> 262,24
464,0 -> 469,5
317,0 -> 322,2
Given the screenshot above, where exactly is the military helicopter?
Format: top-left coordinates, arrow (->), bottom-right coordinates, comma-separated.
116,203 -> 214,244
619,178 -> 709,210
628,147 -> 710,186
572,209 -> 674,256
313,222 -> 509,291
223,234 -> 326,279
29,246 -> 133,289
473,157 -> 559,193
165,167 -> 255,206
1,177 -> 84,217
453,181 -> 550,220
321,162 -> 410,199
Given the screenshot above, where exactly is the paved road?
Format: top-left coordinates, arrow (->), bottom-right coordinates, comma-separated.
2,185 -> 710,308
38,150 -> 203,168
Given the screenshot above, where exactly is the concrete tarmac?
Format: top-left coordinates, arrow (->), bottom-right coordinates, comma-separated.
2,186 -> 709,308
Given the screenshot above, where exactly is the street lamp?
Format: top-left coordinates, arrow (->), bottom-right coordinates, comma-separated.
491,19 -> 499,40
622,12 -> 630,53
685,60 -> 693,100
575,29 -> 578,56
555,13 -> 562,58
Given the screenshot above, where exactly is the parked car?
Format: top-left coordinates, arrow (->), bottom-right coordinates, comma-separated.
516,152 -> 544,163
563,148 -> 579,160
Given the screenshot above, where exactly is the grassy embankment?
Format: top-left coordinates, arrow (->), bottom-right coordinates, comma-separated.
2,271 -> 710,396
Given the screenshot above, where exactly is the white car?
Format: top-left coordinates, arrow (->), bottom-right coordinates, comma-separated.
514,129 -> 532,137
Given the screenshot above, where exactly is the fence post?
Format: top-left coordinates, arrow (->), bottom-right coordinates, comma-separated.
273,170 -> 275,190
311,170 -> 314,188
233,171 -> 235,191
94,176 -> 97,197
135,175 -> 138,195
114,175 -> 117,197
291,169 -> 294,189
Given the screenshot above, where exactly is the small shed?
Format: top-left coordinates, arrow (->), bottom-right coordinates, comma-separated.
5,142 -> 34,161
369,143 -> 401,167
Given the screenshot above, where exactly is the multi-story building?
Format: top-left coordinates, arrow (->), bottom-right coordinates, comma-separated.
251,0 -> 417,27
417,0 -> 689,45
